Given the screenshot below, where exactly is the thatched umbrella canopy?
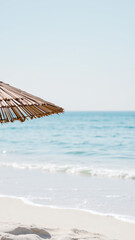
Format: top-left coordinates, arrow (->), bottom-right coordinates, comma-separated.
0,81 -> 64,123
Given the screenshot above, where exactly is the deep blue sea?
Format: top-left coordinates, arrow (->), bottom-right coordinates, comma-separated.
0,112 -> 135,223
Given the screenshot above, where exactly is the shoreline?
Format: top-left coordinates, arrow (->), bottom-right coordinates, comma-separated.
0,194 -> 135,225
0,197 -> 135,240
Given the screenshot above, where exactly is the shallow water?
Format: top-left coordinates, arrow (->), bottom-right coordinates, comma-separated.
0,112 -> 135,222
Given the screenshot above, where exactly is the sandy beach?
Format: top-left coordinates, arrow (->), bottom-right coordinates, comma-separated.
0,197 -> 134,240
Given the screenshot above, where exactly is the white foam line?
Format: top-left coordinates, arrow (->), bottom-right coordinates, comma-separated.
0,162 -> 135,180
0,194 -> 135,224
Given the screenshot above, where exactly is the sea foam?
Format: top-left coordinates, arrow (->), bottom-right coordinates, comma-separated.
0,162 -> 135,180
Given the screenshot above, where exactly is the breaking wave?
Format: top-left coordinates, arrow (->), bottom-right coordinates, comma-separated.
0,162 -> 135,180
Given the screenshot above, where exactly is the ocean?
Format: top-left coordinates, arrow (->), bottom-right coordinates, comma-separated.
0,111 -> 135,223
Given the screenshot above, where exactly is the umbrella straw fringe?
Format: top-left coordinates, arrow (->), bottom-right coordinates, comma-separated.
0,103 -> 63,123
0,82 -> 64,123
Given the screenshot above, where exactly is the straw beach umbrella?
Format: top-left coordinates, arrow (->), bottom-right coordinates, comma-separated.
0,81 -> 64,123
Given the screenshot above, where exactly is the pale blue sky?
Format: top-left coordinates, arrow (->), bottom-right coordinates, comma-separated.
0,0 -> 135,111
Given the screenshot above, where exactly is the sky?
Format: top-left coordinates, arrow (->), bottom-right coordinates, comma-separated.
0,0 -> 135,111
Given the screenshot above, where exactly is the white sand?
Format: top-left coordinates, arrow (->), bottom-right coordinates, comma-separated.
0,197 -> 135,240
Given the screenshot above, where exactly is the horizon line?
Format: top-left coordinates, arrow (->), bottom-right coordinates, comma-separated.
64,110 -> 135,112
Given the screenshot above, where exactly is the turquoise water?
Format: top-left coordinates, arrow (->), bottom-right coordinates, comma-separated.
0,112 -> 135,222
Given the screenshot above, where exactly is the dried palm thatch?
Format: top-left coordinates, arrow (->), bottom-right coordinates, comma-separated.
0,81 -> 64,123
